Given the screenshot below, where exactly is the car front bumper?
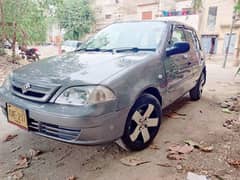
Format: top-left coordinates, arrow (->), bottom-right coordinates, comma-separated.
0,88 -> 129,145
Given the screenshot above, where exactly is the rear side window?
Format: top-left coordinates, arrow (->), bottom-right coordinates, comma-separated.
193,32 -> 202,50
184,29 -> 196,50
184,29 -> 202,51
171,26 -> 185,44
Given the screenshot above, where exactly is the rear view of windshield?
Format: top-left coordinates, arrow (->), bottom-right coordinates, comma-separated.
82,22 -> 167,50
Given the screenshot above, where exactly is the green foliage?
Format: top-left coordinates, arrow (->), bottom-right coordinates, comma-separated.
235,0 -> 240,12
1,0 -> 48,45
57,0 -> 95,40
192,0 -> 202,12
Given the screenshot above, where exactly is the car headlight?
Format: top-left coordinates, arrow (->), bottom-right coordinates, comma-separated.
55,86 -> 116,106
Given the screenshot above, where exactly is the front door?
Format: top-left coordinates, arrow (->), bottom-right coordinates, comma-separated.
164,25 -> 192,103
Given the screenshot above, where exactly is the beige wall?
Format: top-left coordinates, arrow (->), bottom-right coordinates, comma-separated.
91,0 -> 137,31
200,0 -> 240,55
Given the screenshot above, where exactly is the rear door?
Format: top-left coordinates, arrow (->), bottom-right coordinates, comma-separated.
184,28 -> 204,85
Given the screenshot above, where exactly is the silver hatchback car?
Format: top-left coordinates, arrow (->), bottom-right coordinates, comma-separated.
0,21 -> 206,150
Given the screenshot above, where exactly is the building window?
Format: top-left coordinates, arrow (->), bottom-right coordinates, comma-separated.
105,14 -> 112,19
142,11 -> 152,20
207,6 -> 218,30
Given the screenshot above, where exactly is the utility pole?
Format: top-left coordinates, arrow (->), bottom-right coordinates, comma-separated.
223,10 -> 236,68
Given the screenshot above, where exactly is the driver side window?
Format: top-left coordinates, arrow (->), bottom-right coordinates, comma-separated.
171,27 -> 185,44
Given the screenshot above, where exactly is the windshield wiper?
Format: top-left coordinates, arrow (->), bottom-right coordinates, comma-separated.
112,47 -> 156,53
76,48 -> 113,52
76,47 -> 156,53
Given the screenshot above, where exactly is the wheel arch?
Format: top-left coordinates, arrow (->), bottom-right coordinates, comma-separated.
140,87 -> 162,105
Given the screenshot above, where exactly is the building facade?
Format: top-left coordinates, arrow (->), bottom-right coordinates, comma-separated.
200,0 -> 240,57
91,0 -> 137,31
91,0 -> 240,59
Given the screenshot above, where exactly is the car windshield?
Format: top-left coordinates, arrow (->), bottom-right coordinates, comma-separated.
63,41 -> 79,47
81,22 -> 167,51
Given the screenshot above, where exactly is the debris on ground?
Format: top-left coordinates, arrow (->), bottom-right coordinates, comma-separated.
167,153 -> 185,160
15,155 -> 30,169
164,111 -> 187,119
168,144 -> 194,154
184,140 -> 200,148
120,156 -> 150,166
9,170 -> 24,180
29,148 -> 42,159
184,140 -> 214,153
227,159 -> 240,168
186,172 -> 208,180
3,134 -> 18,142
199,145 -> 214,152
223,118 -> 240,132
67,175 -> 77,180
11,146 -> 21,153
222,108 -> 232,114
166,144 -> 193,160
220,96 -> 240,113
149,144 -> 160,150
7,155 -> 30,174
156,163 -> 173,167
176,164 -> 183,172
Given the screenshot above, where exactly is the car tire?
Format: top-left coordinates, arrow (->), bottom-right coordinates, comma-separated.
189,72 -> 205,101
122,94 -> 162,151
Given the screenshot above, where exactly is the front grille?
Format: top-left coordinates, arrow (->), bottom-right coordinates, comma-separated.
29,119 -> 81,141
12,86 -> 45,98
11,79 -> 60,102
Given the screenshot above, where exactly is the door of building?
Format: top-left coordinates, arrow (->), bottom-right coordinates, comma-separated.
201,35 -> 218,54
142,11 -> 152,20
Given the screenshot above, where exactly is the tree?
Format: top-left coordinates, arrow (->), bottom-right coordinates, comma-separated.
0,0 -> 48,61
235,0 -> 240,12
192,0 -> 202,13
57,0 -> 95,40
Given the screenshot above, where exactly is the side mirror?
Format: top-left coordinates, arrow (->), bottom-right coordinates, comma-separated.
166,41 -> 190,57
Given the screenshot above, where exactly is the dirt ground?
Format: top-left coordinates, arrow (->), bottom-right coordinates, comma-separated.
0,51 -> 240,180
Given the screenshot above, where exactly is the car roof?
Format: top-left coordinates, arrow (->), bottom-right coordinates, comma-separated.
112,20 -> 196,32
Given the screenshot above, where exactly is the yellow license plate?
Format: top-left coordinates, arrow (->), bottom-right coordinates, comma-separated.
7,104 -> 28,129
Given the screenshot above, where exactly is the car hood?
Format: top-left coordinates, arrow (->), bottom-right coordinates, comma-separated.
13,52 -> 150,85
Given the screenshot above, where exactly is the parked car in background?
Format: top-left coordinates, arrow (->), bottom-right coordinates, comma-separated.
0,21 -> 206,151
61,40 -> 82,53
